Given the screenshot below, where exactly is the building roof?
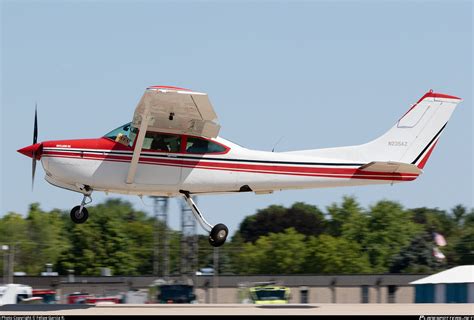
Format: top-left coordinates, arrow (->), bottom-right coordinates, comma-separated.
410,265 -> 474,285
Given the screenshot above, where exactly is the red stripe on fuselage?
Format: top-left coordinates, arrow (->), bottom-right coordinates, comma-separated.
42,150 -> 419,182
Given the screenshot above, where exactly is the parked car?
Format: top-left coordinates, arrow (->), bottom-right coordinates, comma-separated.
149,283 -> 196,304
32,289 -> 58,304
66,292 -> 91,304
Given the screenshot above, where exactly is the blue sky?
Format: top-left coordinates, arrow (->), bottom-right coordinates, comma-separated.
1,1 -> 472,236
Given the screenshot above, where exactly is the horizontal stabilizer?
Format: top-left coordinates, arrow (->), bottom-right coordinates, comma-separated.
358,161 -> 422,174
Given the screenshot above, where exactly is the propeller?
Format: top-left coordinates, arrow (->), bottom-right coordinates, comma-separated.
32,104 -> 38,190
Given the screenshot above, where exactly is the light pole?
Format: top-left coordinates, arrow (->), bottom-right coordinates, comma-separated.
2,245 -> 10,284
68,269 -> 75,283
8,246 -> 14,283
213,247 -> 219,304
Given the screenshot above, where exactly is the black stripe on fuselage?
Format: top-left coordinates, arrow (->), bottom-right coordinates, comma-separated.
411,122 -> 447,165
43,148 -> 364,167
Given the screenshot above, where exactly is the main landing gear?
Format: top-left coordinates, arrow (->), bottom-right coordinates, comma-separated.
181,191 -> 229,247
68,188 -> 228,247
70,193 -> 92,224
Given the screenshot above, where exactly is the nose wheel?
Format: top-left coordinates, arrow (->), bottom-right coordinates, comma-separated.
70,206 -> 89,224
70,193 -> 92,224
181,191 -> 229,247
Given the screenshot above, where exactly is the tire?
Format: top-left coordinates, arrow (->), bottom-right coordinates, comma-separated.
70,206 -> 89,224
208,223 -> 228,247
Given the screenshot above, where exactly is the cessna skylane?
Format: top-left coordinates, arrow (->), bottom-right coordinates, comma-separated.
18,86 -> 462,246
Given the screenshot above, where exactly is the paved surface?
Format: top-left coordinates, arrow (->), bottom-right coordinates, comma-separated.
1,304 -> 473,315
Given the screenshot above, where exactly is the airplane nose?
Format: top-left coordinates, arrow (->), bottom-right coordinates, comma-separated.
17,143 -> 43,159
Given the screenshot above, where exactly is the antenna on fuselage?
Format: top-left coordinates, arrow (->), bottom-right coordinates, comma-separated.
272,136 -> 284,152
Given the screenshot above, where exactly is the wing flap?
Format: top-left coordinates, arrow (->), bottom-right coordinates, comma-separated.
358,161 -> 422,174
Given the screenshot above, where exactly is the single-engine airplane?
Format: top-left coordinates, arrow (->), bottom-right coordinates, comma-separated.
18,86 -> 462,246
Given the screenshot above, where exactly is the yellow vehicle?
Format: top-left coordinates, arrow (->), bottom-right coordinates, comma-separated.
247,282 -> 290,304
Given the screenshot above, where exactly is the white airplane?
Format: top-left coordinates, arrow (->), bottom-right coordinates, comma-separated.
18,86 -> 462,246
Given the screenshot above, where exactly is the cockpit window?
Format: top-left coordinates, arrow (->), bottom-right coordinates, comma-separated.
103,122 -> 137,147
142,132 -> 181,153
186,137 -> 226,154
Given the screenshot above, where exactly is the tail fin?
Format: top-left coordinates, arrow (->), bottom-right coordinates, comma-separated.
287,90 -> 462,169
364,90 -> 462,169
364,90 -> 461,168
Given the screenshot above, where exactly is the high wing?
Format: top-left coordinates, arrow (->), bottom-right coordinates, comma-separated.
127,85 -> 220,184
131,85 -> 220,138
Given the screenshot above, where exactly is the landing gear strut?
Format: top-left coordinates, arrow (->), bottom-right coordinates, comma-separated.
70,193 -> 92,224
181,191 -> 229,247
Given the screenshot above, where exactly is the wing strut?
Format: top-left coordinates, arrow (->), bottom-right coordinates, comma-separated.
126,100 -> 151,184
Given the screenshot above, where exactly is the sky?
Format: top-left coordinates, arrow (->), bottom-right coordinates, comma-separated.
1,0 -> 472,238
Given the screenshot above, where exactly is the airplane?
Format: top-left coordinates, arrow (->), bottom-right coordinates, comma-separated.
17,86 -> 462,247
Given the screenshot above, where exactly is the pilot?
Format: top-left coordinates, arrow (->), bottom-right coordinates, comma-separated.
187,139 -> 208,153
151,136 -> 169,152
115,133 -> 131,146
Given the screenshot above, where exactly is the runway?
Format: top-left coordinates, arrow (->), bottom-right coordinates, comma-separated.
1,303 -> 472,315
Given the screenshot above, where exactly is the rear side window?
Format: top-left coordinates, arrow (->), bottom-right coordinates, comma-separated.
186,137 -> 226,154
142,132 -> 181,153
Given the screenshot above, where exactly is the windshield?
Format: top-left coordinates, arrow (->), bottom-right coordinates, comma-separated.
252,289 -> 287,301
103,122 -> 137,147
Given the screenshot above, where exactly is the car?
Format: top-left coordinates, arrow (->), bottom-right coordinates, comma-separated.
195,267 -> 214,276
66,292 -> 91,304
32,289 -> 58,304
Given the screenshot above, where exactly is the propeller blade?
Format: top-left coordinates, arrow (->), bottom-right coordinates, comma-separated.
32,104 -> 38,190
32,155 -> 37,191
33,103 -> 38,145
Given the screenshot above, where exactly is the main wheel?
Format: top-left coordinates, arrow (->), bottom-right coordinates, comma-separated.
70,206 -> 89,224
208,223 -> 228,247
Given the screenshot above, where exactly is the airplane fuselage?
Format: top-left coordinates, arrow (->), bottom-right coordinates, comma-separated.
39,135 -> 418,197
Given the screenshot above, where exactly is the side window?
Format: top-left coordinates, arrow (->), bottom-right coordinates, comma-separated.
186,137 -> 226,154
143,132 -> 181,152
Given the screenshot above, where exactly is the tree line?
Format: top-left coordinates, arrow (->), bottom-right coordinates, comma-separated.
0,197 -> 472,276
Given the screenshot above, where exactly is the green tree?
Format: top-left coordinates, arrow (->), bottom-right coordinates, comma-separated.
451,205 -> 468,226
450,227 -> 474,265
237,228 -> 309,274
303,234 -> 372,273
327,196 -> 366,238
364,200 -> 421,272
58,199 -> 152,275
24,204 -> 70,275
389,232 -> 443,273
238,202 -> 326,243
0,212 -> 30,274
411,207 -> 457,238
464,209 -> 474,227
327,196 -> 369,244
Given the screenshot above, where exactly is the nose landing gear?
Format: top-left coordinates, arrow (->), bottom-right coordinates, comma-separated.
181,191 -> 229,247
70,193 -> 92,224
